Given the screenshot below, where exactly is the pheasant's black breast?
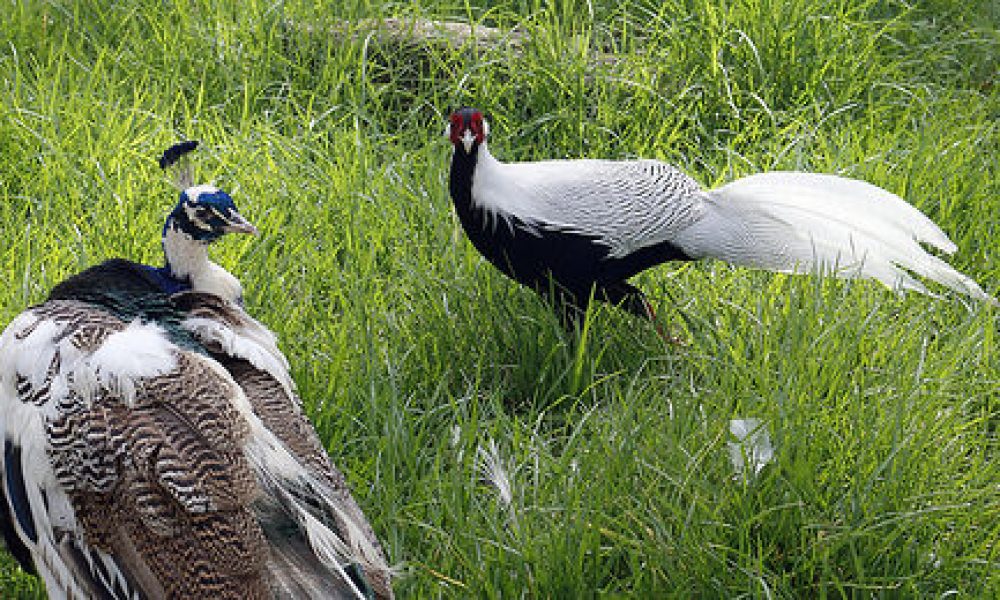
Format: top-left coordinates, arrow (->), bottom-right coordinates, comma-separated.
450,149 -> 612,296
449,149 -> 692,300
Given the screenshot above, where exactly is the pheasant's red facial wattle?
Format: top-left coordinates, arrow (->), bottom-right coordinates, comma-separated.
448,112 -> 464,146
449,108 -> 487,153
468,112 -> 485,143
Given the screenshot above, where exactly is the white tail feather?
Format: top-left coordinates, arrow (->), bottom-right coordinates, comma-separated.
673,172 -> 995,304
293,501 -> 369,600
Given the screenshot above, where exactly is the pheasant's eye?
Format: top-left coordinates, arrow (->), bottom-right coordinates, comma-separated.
195,207 -> 212,220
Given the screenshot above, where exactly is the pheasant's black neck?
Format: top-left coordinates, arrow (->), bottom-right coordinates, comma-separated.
448,146 -> 605,300
448,147 -> 479,231
448,146 -> 504,268
448,146 -> 540,284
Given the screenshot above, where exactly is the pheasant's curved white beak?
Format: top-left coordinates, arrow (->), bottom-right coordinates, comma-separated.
460,129 -> 476,154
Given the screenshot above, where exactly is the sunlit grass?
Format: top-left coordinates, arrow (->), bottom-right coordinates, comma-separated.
1,0 -> 997,597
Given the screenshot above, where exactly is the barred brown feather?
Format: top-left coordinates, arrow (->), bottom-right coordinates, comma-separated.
178,292 -> 394,599
2,273 -> 393,600
17,302 -> 271,598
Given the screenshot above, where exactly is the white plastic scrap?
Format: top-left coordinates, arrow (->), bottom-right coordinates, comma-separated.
727,418 -> 774,477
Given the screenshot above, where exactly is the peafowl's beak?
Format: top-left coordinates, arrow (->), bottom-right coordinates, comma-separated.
223,211 -> 258,236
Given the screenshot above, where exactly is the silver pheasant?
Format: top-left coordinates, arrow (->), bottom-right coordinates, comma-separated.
446,107 -> 994,326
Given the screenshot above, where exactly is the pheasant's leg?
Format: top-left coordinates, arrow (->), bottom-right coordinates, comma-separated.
601,282 -> 685,345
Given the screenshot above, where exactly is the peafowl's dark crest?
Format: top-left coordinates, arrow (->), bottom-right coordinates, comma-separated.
158,140 -> 199,171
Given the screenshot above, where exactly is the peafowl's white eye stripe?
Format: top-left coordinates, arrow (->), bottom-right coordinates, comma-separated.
183,203 -> 213,230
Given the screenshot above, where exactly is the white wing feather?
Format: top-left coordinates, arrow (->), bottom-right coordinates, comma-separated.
0,310 -> 143,600
472,144 -> 706,257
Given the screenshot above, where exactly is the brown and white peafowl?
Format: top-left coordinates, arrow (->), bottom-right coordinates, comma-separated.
0,142 -> 394,599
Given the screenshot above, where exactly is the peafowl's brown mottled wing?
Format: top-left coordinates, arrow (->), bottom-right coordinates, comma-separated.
1,287 -> 393,599
3,299 -> 271,598
176,291 -> 394,599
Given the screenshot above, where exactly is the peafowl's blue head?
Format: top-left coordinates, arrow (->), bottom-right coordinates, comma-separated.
163,184 -> 257,243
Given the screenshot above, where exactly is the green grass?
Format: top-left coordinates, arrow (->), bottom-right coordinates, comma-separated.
1,0 -> 998,597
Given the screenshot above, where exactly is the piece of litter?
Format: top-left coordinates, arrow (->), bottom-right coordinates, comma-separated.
475,438 -> 513,506
727,418 -> 774,477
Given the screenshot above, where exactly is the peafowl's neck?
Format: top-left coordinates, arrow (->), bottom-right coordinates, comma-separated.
162,222 -> 244,304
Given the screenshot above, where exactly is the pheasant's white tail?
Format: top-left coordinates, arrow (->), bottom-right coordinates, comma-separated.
673,172 -> 995,304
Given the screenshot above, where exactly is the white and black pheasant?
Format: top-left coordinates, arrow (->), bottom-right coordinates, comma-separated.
0,142 -> 393,599
447,107 -> 994,325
